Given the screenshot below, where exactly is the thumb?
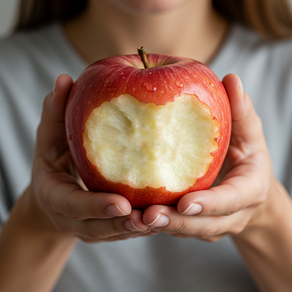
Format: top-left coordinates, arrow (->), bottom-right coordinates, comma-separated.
222,74 -> 264,147
35,74 -> 73,158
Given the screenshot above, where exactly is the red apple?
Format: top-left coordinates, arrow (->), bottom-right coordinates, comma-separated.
65,49 -> 231,209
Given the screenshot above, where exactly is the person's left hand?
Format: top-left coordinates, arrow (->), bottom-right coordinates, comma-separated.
142,74 -> 274,242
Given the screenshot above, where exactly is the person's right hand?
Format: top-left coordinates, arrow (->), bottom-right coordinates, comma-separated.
27,74 -> 154,243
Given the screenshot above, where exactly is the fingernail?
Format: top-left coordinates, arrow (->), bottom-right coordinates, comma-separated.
106,204 -> 129,217
147,214 -> 169,228
53,78 -> 58,96
181,203 -> 202,215
125,219 -> 148,232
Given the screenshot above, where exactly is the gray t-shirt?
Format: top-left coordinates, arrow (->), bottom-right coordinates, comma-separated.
1,23 -> 292,292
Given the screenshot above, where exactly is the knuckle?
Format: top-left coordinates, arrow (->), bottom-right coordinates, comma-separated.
172,218 -> 188,233
230,224 -> 245,235
206,202 -> 217,216
63,199 -> 79,219
205,190 -> 219,215
87,199 -> 102,218
109,219 -> 124,235
230,216 -> 249,235
200,221 -> 219,238
82,221 -> 97,238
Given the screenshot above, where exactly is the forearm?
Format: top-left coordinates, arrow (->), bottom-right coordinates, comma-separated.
232,180 -> 292,292
0,187 -> 77,292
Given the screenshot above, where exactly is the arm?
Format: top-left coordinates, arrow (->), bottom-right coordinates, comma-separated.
233,179 -> 292,292
0,187 -> 76,292
142,74 -> 292,291
0,75 -> 152,292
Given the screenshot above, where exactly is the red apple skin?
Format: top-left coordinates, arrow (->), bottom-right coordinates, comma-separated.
65,54 -> 231,209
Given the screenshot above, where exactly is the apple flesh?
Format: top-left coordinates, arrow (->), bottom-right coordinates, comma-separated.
65,53 -> 231,209
83,94 -> 219,192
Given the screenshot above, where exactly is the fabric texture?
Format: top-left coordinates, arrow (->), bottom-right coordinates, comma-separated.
1,23 -> 292,291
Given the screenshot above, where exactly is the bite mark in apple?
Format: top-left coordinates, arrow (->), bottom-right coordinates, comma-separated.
83,93 -> 219,192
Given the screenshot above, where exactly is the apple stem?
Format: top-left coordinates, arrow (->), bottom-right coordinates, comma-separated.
138,46 -> 150,69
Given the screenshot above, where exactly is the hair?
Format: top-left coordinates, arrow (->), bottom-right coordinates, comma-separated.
15,0 -> 88,30
213,0 -> 292,39
15,0 -> 292,40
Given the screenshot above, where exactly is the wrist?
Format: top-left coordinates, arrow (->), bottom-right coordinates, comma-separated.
0,186 -> 77,292
232,178 -> 290,240
231,179 -> 292,291
15,185 -> 76,243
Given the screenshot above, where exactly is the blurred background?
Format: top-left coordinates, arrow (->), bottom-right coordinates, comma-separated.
1,0 -> 292,38
0,0 -> 19,38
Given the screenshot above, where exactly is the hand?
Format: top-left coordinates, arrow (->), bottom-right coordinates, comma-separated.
26,74 -> 154,243
142,74 -> 273,241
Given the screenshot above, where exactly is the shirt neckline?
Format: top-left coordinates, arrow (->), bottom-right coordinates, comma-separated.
51,22 -> 248,80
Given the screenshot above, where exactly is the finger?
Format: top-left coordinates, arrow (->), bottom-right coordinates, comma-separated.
143,205 -> 250,238
162,230 -> 226,242
176,167 -> 266,217
98,231 -> 159,243
223,74 -> 265,148
57,209 -> 149,240
124,209 -> 150,232
37,171 -> 132,220
35,74 -> 73,158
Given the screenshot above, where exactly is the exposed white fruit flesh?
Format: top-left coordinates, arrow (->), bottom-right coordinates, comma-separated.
83,94 -> 219,192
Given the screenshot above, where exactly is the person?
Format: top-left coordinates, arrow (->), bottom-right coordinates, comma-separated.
1,0 -> 292,291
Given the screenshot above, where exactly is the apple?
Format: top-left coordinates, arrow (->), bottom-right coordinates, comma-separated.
65,47 -> 231,209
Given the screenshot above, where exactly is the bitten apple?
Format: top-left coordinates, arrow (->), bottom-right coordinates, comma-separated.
65,48 -> 231,209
